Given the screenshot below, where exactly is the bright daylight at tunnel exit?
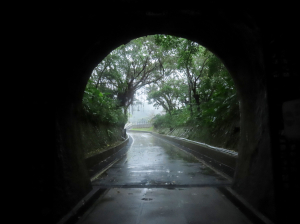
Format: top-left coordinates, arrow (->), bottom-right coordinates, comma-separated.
82,34 -> 240,156
67,35 -> 252,224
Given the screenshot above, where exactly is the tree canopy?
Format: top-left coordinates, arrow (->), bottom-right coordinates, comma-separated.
82,34 -> 240,143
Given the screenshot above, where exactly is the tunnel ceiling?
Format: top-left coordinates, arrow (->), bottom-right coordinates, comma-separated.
56,3 -> 274,105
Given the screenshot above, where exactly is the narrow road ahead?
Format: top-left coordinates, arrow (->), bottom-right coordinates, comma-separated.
77,132 -> 253,224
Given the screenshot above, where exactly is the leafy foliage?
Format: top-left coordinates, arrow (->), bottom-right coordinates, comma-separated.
83,34 -> 240,149
152,35 -> 240,148
81,80 -> 126,126
146,77 -> 188,115
88,36 -> 174,120
152,107 -> 192,129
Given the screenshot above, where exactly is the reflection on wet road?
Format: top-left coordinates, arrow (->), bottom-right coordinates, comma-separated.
93,133 -> 230,187
77,133 -> 254,224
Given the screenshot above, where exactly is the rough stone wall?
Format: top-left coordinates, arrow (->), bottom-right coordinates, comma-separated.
79,119 -> 124,159
232,76 -> 275,219
54,106 -> 123,223
54,105 -> 92,223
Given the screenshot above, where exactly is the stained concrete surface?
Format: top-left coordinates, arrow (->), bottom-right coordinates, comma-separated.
76,133 -> 254,224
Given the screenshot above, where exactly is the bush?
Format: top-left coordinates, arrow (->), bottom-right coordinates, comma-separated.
81,81 -> 127,126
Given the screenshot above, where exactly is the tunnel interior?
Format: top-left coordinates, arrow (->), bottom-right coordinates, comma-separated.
72,12 -> 273,216
51,3 -> 299,223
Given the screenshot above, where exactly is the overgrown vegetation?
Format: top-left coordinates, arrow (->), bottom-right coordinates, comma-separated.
81,80 -> 127,126
82,34 -> 240,151
150,35 -> 240,150
130,126 -> 154,132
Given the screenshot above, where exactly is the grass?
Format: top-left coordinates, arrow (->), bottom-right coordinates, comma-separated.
129,126 -> 154,132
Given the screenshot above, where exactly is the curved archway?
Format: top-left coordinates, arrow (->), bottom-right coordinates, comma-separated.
77,10 -> 271,213
54,6 -> 278,222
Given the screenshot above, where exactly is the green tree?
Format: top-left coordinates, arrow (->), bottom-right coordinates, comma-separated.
155,35 -> 215,115
82,80 -> 126,126
85,34 -> 239,149
153,34 -> 240,149
91,36 -> 174,120
199,54 -> 239,129
146,77 -> 188,115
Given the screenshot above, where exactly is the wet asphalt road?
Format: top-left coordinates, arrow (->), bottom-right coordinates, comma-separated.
92,132 -> 230,187
76,133 -> 253,224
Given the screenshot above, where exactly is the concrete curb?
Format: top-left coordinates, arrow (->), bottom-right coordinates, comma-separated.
218,187 -> 274,224
151,132 -> 237,170
57,135 -> 131,224
85,135 -> 129,170
148,132 -> 273,224
150,132 -> 274,224
56,187 -> 108,224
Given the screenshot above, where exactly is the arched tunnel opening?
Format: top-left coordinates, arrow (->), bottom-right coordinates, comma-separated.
84,34 -> 240,152
80,34 -> 241,216
49,3 -> 299,224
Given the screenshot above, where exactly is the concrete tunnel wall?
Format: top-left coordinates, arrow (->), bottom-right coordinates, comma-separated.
51,2 -> 299,222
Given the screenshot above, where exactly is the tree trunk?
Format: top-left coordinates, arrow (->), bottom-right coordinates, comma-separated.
188,81 -> 193,116
194,93 -> 201,112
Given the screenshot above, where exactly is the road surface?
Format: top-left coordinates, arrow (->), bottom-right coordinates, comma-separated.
76,132 -> 253,224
